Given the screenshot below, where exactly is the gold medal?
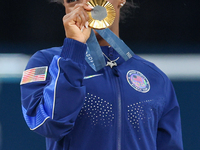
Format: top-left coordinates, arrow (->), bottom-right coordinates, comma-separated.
87,0 -> 116,29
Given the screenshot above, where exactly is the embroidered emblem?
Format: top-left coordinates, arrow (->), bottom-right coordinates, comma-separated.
20,66 -> 48,85
126,70 -> 150,93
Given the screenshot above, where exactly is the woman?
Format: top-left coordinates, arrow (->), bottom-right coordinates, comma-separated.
20,0 -> 183,149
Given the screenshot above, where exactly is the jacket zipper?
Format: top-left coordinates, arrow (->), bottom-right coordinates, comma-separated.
108,47 -> 122,150
115,76 -> 122,150
110,66 -> 122,150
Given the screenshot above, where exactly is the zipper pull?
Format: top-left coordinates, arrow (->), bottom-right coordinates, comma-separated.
112,67 -> 120,77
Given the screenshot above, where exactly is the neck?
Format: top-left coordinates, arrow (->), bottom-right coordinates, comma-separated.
96,21 -> 119,46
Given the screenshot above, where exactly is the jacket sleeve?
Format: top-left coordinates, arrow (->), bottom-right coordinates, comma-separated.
20,38 -> 87,140
156,78 -> 184,150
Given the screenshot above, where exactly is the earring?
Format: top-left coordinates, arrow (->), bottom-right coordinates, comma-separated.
120,2 -> 125,7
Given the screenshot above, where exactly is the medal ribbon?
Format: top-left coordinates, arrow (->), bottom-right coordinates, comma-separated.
85,28 -> 134,71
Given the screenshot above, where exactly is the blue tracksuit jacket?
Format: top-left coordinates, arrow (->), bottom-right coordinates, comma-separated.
20,38 -> 183,150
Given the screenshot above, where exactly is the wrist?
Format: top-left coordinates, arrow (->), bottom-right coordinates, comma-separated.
61,38 -> 87,64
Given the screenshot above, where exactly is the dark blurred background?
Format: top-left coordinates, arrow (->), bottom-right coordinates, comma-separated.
0,0 -> 200,149
0,0 -> 200,54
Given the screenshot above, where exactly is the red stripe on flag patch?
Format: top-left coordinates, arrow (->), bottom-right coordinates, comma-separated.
20,66 -> 48,85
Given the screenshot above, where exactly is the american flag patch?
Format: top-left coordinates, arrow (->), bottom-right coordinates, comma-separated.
20,66 -> 48,85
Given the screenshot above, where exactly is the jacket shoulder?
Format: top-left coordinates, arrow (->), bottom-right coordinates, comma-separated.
25,46 -> 62,70
133,54 -> 169,81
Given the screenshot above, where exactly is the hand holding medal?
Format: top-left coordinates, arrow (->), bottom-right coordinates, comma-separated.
63,0 -> 133,71
63,0 -> 93,43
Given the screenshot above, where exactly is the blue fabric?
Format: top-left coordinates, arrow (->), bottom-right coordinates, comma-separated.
43,55 -> 60,119
22,104 -> 50,130
20,38 -> 183,150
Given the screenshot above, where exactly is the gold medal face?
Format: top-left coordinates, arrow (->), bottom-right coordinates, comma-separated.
87,0 -> 116,29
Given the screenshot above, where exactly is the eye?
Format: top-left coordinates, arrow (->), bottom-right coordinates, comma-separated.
67,0 -> 77,3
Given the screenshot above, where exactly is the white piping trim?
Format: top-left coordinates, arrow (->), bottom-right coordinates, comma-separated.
52,57 -> 61,119
30,116 -> 50,131
30,57 -> 61,130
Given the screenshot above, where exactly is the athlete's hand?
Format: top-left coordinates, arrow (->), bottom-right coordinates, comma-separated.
63,1 -> 93,43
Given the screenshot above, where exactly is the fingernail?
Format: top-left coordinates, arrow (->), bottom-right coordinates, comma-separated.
88,5 -> 94,9
85,21 -> 89,28
81,26 -> 84,32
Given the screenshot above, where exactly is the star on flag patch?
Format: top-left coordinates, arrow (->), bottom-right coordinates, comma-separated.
20,66 -> 48,85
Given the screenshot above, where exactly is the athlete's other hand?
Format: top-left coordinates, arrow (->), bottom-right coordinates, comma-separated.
63,0 -> 93,43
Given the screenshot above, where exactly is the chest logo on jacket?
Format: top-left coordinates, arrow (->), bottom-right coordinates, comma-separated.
126,70 -> 150,93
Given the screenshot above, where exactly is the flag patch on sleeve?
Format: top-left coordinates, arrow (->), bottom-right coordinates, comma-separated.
20,66 -> 48,85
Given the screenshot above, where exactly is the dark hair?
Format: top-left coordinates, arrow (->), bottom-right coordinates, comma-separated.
120,0 -> 138,23
50,0 -> 63,4
50,0 -> 138,22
